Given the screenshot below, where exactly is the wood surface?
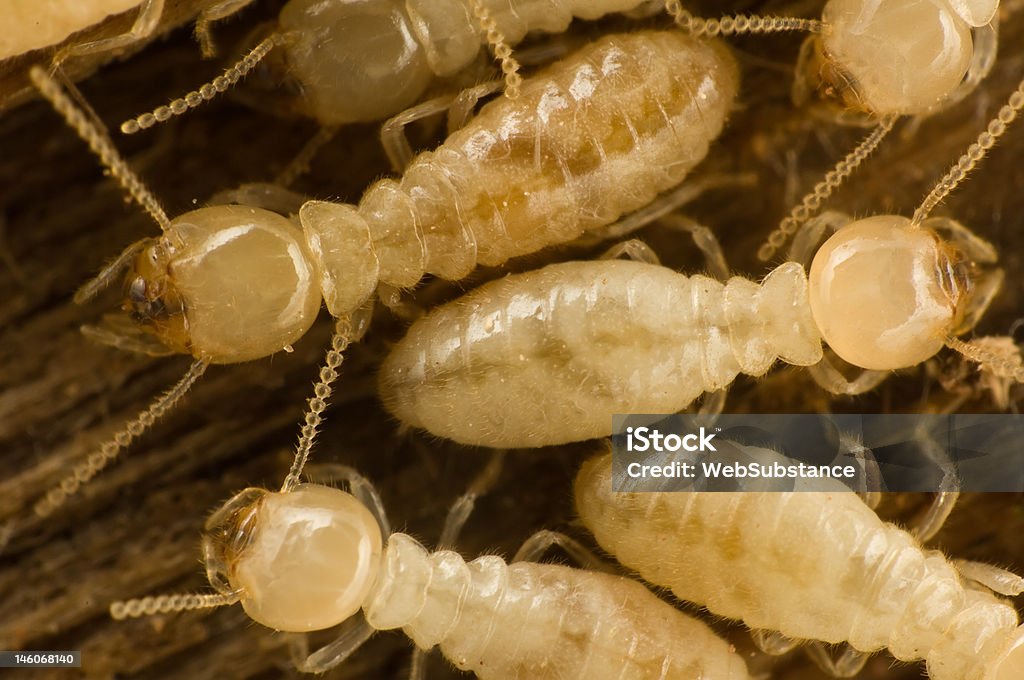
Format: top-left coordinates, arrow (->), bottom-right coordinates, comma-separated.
1,1 -> 1022,678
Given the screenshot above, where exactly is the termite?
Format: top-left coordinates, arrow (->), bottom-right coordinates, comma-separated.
664,0 -> 1001,260
117,0 -> 667,137
575,447 -> 1024,680
105,386 -> 754,680
6,29 -> 739,538
378,73 -> 1024,448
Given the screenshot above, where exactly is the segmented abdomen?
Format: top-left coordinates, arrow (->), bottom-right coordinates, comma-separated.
379,260 -> 821,447
360,31 -> 738,287
364,533 -> 751,680
575,452 -> 1021,680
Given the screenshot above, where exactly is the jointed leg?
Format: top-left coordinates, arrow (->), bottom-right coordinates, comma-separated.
513,530 -> 615,573
599,239 -> 661,265
195,0 -> 259,57
288,616 -> 376,673
807,354 -> 887,396
804,643 -> 870,678
52,0 -> 166,68
438,452 -> 506,548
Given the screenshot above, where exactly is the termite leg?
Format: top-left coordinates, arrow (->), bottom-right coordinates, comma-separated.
287,615 -> 376,674
445,80 -> 504,135
381,94 -> 463,172
599,239 -> 661,265
512,530 -> 615,574
953,560 -> 1024,597
907,422 -> 961,543
579,172 -> 755,248
807,354 -> 888,396
659,214 -> 729,281
804,643 -> 870,678
785,210 -> 849,268
696,389 -> 727,423
206,182 -> 307,215
51,0 -> 166,68
80,315 -> 176,356
438,452 -> 507,548
195,0 -> 259,57
380,81 -> 501,173
750,629 -> 800,656
273,125 -> 341,188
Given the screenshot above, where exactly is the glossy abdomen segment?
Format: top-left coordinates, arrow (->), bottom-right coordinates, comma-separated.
364,533 -> 751,680
363,31 -> 739,285
379,260 -> 821,447
575,453 -> 1022,680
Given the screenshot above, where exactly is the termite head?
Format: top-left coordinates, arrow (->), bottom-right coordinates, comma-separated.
808,215 -> 999,370
123,205 -> 322,364
275,0 -> 434,124
203,484 -> 383,632
798,0 -> 973,117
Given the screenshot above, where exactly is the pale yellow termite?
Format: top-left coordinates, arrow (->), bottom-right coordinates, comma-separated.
8,30 -> 737,544
379,74 -> 1024,448
575,449 -> 1024,680
664,0 -> 1002,260
118,0 -> 668,134
105,447 -> 753,678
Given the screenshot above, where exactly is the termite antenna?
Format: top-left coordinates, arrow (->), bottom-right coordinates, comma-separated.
946,336 -> 1024,383
110,591 -> 240,620
914,75 -> 1024,225
32,360 -> 208,521
468,0 -> 522,99
28,66 -> 170,232
280,310 -> 372,493
758,115 -> 898,261
664,1 -> 825,36
121,34 -> 285,135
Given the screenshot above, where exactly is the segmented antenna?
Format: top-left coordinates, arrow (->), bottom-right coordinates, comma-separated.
111,591 -> 240,620
946,337 -> 1024,383
468,0 -> 522,99
120,34 -> 284,135
28,66 -> 170,232
664,1 -> 825,36
913,77 -> 1024,224
281,313 -> 370,493
33,360 -> 208,520
759,116 -> 898,261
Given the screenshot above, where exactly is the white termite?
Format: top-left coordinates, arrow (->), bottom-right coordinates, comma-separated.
8,31 -> 737,541
664,0 -> 1002,260
575,448 -> 1024,680
378,74 -> 1024,448
105,438 -> 753,678
118,0 -> 670,134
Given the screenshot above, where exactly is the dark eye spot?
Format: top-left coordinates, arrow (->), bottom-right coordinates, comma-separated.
128,278 -> 147,304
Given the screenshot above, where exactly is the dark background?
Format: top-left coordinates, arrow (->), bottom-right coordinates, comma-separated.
1,1 -> 1023,678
